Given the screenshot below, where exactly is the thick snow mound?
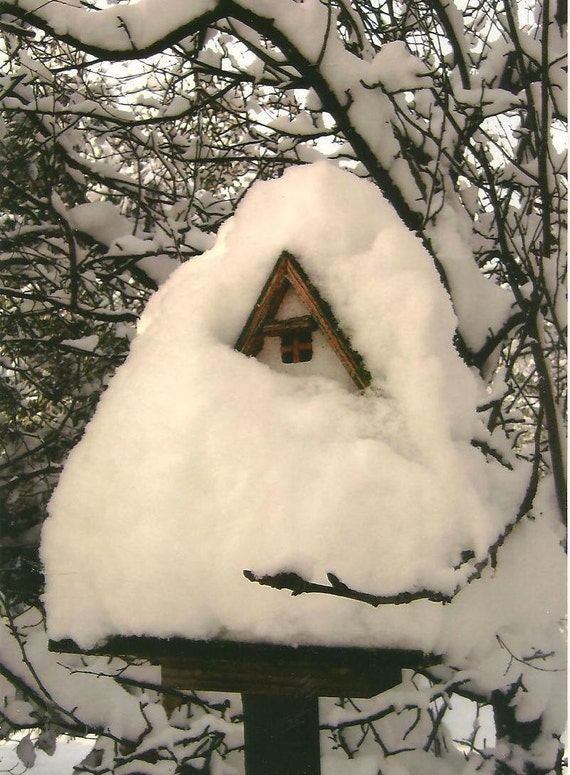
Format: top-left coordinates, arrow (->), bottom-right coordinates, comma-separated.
43,162 -> 526,649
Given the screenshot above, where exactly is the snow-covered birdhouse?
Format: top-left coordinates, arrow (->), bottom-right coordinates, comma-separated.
43,162 -> 522,686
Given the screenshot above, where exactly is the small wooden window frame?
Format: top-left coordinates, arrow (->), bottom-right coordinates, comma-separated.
263,315 -> 317,364
280,329 -> 313,363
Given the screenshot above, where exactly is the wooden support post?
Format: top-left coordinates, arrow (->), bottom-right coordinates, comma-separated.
242,694 -> 321,775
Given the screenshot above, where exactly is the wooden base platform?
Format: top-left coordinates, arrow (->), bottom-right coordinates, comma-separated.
49,636 -> 434,775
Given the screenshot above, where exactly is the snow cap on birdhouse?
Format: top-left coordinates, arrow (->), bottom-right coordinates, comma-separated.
42,162 -> 524,652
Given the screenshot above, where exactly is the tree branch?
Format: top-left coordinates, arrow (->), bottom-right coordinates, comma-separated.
243,570 -> 454,606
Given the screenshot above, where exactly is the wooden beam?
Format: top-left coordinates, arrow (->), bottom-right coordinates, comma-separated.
263,314 -> 317,336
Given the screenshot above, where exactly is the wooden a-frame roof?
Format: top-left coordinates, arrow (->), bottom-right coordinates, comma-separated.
234,251 -> 371,390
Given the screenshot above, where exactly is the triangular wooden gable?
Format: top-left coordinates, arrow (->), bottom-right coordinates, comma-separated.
235,252 -> 371,390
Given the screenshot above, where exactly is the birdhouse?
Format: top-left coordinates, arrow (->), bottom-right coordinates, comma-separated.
44,162 -> 522,775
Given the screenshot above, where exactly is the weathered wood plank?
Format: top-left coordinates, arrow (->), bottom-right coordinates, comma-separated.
263,314 -> 317,335
50,636 -> 429,698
